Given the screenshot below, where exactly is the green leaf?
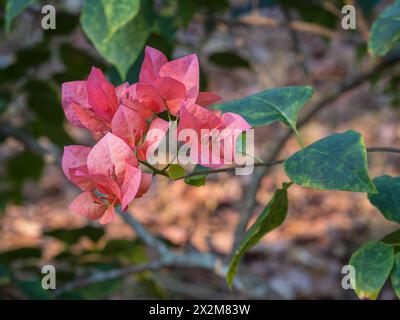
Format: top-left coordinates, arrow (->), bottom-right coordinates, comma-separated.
184,165 -> 207,187
216,86 -> 313,135
167,164 -> 186,180
349,241 -> 394,300
391,252 -> 400,298
44,226 -> 105,245
227,183 -> 291,287
81,0 -> 154,79
368,0 -> 400,57
209,51 -> 250,69
5,0 -> 37,32
284,130 -> 377,193
368,175 -> 400,223
100,0 -> 141,35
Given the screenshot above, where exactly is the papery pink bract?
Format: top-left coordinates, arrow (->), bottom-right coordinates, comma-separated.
69,192 -> 108,221
195,92 -> 222,107
62,145 -> 95,190
59,46 -> 251,225
139,46 -> 168,83
137,117 -> 170,162
178,103 -> 251,168
158,53 -> 199,102
111,105 -> 147,149
61,80 -> 91,128
86,132 -> 135,182
178,102 -> 221,133
63,133 -> 149,224
86,67 -> 119,122
125,46 -> 222,116
62,67 -> 133,136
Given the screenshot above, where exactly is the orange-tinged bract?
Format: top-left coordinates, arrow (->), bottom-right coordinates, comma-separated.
60,46 -> 249,223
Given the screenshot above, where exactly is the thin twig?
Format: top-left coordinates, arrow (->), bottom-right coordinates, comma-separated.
367,147 -> 400,154
180,147 -> 400,181
179,160 -> 285,180
54,260 -> 166,297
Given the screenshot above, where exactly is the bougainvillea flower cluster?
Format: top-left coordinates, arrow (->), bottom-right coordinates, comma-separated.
61,46 -> 250,224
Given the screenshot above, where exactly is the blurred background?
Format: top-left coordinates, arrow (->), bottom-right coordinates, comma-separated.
0,0 -> 399,299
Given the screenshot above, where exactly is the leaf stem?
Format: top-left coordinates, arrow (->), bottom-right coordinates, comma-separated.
139,160 -> 169,177
294,128 -> 305,149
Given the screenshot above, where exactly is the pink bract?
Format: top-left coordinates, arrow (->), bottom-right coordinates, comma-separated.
124,46 -> 222,116
60,46 -> 251,224
178,103 -> 251,168
63,133 -> 151,224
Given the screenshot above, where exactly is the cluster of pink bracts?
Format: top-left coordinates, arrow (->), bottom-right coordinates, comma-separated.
61,46 -> 250,224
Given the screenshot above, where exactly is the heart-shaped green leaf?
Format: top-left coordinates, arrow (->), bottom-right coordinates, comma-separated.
81,0 -> 154,79
167,164 -> 186,180
284,130 -> 377,193
184,165 -> 207,186
369,0 -> 400,57
350,241 -> 394,300
227,183 -> 291,287
216,86 -> 313,135
368,175 -> 400,223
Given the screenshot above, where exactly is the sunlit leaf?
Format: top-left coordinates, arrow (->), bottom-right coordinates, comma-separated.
284,130 -> 377,193
167,164 -> 186,180
368,175 -> 400,223
216,86 -> 313,135
349,241 -> 394,300
184,165 -> 208,187
100,0 -> 140,35
81,0 -> 154,79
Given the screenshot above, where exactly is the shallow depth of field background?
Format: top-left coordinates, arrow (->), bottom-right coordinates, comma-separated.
0,0 -> 399,299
